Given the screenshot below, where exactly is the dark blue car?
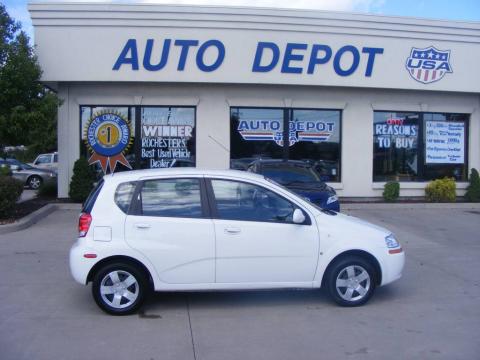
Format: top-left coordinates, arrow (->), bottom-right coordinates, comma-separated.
247,160 -> 340,212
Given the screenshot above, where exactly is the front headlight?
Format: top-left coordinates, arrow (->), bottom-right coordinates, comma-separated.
326,195 -> 338,205
385,234 -> 400,249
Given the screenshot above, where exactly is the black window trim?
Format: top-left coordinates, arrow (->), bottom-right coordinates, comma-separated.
205,177 -> 312,226
128,177 -> 211,219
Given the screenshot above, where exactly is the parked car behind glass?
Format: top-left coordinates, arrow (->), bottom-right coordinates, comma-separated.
29,152 -> 58,171
0,158 -> 57,189
247,159 -> 340,211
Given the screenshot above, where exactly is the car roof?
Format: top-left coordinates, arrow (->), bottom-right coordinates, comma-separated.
104,168 -> 265,183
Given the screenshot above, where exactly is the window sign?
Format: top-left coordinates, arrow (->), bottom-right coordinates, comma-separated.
373,112 -> 419,181
373,111 -> 469,182
425,121 -> 465,164
140,107 -> 195,168
230,108 -> 341,181
374,116 -> 418,149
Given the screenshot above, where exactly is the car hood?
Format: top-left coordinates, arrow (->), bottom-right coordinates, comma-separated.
316,210 -> 391,238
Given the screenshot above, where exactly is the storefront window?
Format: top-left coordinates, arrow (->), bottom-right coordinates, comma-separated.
230,107 -> 342,181
289,109 -> 341,181
373,112 -> 419,181
373,111 -> 468,182
423,113 -> 468,181
139,107 -> 195,169
230,108 -> 284,170
80,106 -> 135,173
80,105 -> 195,173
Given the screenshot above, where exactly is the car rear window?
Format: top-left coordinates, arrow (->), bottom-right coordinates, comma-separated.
82,179 -> 104,213
114,182 -> 137,213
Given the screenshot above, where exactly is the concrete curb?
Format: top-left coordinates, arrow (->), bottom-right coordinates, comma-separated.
0,203 -> 82,235
342,202 -> 480,210
0,203 -> 58,235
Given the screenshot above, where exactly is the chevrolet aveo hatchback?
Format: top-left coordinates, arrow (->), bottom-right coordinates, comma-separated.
70,169 -> 405,315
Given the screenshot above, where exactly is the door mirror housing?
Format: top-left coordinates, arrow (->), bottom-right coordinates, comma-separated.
292,208 -> 306,224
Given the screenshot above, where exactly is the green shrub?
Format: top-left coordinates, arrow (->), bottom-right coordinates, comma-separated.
0,165 -> 12,177
69,158 -> 96,203
0,176 -> 24,218
38,180 -> 57,198
465,168 -> 480,202
383,181 -> 400,202
425,177 -> 456,202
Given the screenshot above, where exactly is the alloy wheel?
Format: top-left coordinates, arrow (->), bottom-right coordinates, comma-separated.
335,265 -> 371,302
99,270 -> 139,309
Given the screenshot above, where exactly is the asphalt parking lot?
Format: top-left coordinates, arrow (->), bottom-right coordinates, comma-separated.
1,207 -> 479,360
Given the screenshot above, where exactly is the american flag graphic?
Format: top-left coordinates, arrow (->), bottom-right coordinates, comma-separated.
405,46 -> 452,84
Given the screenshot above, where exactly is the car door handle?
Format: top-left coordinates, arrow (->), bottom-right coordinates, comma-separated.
224,227 -> 241,235
134,223 -> 151,229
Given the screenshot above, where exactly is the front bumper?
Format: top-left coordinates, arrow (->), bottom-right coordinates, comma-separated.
380,249 -> 405,286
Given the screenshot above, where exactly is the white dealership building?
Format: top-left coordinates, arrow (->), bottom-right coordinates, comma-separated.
28,2 -> 480,198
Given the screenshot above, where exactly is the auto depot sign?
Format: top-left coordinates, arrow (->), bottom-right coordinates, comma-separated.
30,4 -> 480,93
113,39 -> 384,78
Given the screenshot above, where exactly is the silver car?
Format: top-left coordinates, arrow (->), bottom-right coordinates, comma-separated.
0,158 -> 57,190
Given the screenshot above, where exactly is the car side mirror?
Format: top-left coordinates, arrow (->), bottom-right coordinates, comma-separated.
292,208 -> 306,224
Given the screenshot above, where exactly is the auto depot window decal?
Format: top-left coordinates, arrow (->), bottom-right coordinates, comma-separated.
230,107 -> 341,182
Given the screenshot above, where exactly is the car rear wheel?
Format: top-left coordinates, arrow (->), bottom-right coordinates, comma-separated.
326,256 -> 376,307
92,262 -> 147,315
27,175 -> 42,190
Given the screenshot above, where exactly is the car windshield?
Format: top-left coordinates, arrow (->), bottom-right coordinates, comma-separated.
262,165 -> 321,185
6,159 -> 32,169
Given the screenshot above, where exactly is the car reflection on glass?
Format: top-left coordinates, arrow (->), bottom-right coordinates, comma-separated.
247,159 -> 340,212
0,158 -> 57,189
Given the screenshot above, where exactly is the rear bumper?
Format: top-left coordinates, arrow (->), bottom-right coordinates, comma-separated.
69,239 -> 97,285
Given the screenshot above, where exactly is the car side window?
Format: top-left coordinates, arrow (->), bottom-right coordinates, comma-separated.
140,178 -> 203,218
35,155 -> 51,164
210,179 -> 297,223
53,154 -> 58,162
114,181 -> 137,213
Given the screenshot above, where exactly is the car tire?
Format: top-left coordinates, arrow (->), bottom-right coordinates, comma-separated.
92,262 -> 148,315
325,256 -> 377,307
27,175 -> 42,190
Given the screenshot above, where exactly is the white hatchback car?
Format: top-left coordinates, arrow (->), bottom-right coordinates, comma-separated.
70,169 -> 404,315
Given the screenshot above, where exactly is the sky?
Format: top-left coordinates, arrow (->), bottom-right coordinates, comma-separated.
3,0 -> 480,42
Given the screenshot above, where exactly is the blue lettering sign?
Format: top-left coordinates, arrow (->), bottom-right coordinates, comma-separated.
333,45 -> 360,76
362,47 -> 383,76
143,39 -> 171,71
252,42 -> 280,72
281,43 -> 308,74
113,39 -> 139,70
113,39 -> 384,77
174,39 -> 199,71
196,40 -> 225,72
307,45 -> 332,74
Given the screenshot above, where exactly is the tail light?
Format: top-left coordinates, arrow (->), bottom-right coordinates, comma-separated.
78,212 -> 92,237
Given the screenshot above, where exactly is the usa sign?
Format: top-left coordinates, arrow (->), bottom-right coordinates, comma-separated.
405,46 -> 452,84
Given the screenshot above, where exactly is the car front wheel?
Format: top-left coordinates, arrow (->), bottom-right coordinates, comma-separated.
326,256 -> 377,307
92,263 -> 147,315
27,175 -> 42,189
